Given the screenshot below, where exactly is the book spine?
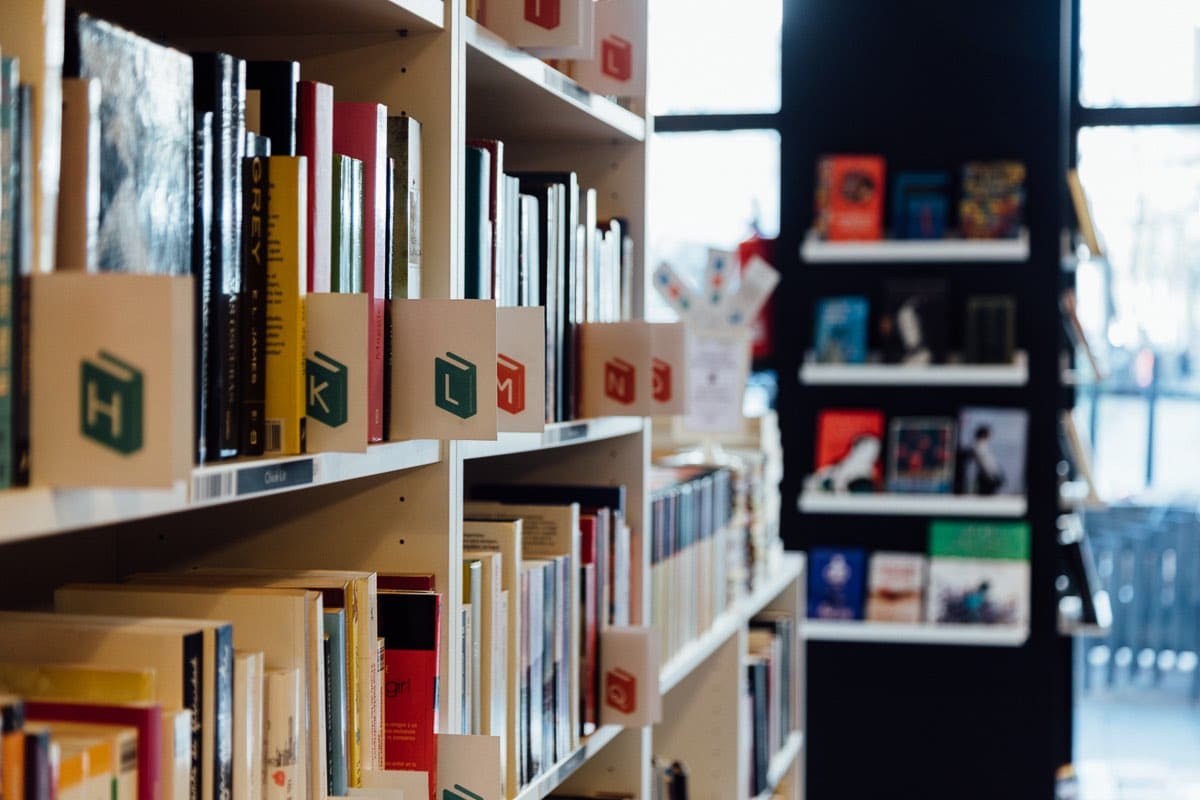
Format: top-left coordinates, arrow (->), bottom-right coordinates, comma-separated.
374,638 -> 384,773
330,155 -> 346,293
579,562 -> 597,736
518,570 -> 530,787
342,589 -> 362,787
263,155 -> 308,455
378,592 -> 440,800
241,154 -> 268,454
297,81 -> 332,294
264,669 -> 300,800
214,626 -> 234,800
181,630 -> 204,800
163,709 -> 194,800
0,59 -> 17,488
233,653 -> 264,800
11,84 -> 33,485
323,610 -> 349,796
23,727 -> 50,800
383,155 -> 394,441
246,61 -> 298,157
2,698 -> 25,800
193,111 -> 214,465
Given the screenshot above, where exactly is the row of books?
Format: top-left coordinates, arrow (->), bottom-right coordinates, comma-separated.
650,759 -> 689,800
813,284 -> 1017,366
815,155 -> 1026,241
464,139 -> 633,422
745,612 -> 796,798
808,521 -> 1032,626
806,406 -> 1029,496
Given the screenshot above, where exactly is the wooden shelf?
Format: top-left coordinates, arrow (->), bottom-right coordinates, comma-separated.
461,417 -> 646,460
798,491 -> 1026,518
800,352 -> 1028,386
0,439 -> 441,545
804,620 -> 1029,647
464,18 -> 646,143
752,731 -> 805,800
513,724 -> 623,800
801,228 -> 1030,264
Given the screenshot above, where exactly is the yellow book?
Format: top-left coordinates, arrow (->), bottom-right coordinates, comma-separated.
264,155 -> 308,455
0,663 -> 156,705
48,722 -> 138,800
56,739 -> 89,800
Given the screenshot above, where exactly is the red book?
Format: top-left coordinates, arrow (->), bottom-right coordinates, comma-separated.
817,155 -> 886,241
814,409 -> 886,492
737,234 -> 777,362
26,700 -> 162,800
298,81 -> 334,293
578,516 -> 599,736
333,102 -> 389,442
377,573 -> 437,592
378,591 -> 441,800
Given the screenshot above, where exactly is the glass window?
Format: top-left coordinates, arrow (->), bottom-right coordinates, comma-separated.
1079,0 -> 1200,107
648,0 -> 782,116
1090,395 -> 1149,498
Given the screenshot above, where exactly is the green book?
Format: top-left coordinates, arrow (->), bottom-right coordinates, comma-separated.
323,608 -> 349,796
929,520 -> 1031,561
434,352 -> 477,420
306,351 -> 349,429
331,154 -> 363,294
0,58 -> 18,487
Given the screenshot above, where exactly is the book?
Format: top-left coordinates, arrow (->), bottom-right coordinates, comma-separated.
511,177 -> 563,421
163,708 -> 194,800
464,145 -> 492,300
323,609 -> 349,796
815,155 -> 885,241
246,61 -> 298,157
462,558 -> 483,736
1066,168 -> 1102,258
957,406 -> 1027,496
927,520 -> 1031,625
879,278 -> 948,365
298,81 -> 333,293
959,161 -> 1026,239
262,155 -> 308,455
264,667 -> 301,800
377,590 -> 440,800
0,58 -> 17,487
463,550 -> 507,776
813,296 -> 868,364
435,352 -> 478,419
44,721 -> 139,800
388,116 -> 421,299
2,694 -> 25,800
193,109 -> 214,463
55,77 -> 100,271
964,295 -> 1016,364
808,409 -> 884,493
241,152 -> 268,455
333,102 -> 388,442
193,51 -> 247,461
233,651 -> 265,800
331,154 -> 364,294
865,552 -> 927,623
10,81 -> 32,485
23,722 -> 50,800
0,662 -> 156,705
807,547 -> 867,620
886,416 -> 956,494
891,171 -> 949,240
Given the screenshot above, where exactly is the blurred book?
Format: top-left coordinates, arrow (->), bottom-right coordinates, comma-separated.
813,296 -> 868,364
956,407 -> 1027,496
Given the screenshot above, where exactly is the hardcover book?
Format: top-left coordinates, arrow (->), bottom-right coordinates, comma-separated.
965,294 -> 1016,364
957,406 -> 1028,496
809,409 -> 885,493
0,58 -> 17,487
807,547 -> 866,620
865,551 -> 927,623
891,171 -> 949,240
241,153 -> 268,455
246,61 -> 298,157
388,116 -> 422,299
959,160 -> 1026,239
886,416 -> 956,494
464,145 -> 492,300
927,520 -> 1031,626
331,154 -> 364,294
298,81 -> 333,293
378,590 -> 441,800
815,155 -> 885,241
193,110 -> 214,464
813,296 -> 868,364
879,278 -> 948,365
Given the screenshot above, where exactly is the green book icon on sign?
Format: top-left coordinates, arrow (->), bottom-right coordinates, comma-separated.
307,352 -> 349,428
444,786 -> 484,800
80,351 -> 144,455
435,352 -> 477,420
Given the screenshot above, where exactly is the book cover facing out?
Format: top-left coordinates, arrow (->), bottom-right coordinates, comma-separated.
813,296 -> 869,364
886,416 -> 956,494
816,155 -> 885,241
807,547 -> 866,620
879,278 -> 948,365
957,406 -> 1028,496
865,551 -> 927,623
927,521 -> 1031,626
965,294 -> 1016,364
809,409 -> 884,493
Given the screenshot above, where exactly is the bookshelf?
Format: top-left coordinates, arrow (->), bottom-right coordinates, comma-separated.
799,351 -> 1029,386
803,620 -> 1029,647
797,491 -> 1028,518
0,2 -> 799,799
800,228 -> 1031,263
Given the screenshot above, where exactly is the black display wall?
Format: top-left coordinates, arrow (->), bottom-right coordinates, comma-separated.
775,1 -> 1074,797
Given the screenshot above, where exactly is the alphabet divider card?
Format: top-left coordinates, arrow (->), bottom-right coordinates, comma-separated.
306,293 -> 369,452
30,273 -> 194,488
391,299 -> 499,441
578,321 -> 688,418
496,306 -> 546,433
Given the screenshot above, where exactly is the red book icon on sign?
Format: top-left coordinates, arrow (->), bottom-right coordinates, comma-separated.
651,358 -> 672,402
605,668 -> 637,713
604,358 -> 636,404
497,354 -> 526,414
525,0 -> 561,30
601,35 -> 633,82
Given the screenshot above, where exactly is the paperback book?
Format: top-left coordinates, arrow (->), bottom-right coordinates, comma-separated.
957,406 -> 1028,496
879,278 -> 948,365
886,416 -> 956,494
807,547 -> 866,620
808,409 -> 885,493
865,551 -> 926,623
815,155 -> 885,241
813,296 -> 868,364
927,520 -> 1031,626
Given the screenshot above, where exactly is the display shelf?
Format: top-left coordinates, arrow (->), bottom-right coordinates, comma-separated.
0,439 -> 441,545
798,491 -> 1027,517
752,731 -> 805,800
464,18 -> 646,143
803,620 -> 1029,647
800,351 -> 1028,386
513,724 -> 623,800
461,417 -> 646,460
800,228 -> 1030,263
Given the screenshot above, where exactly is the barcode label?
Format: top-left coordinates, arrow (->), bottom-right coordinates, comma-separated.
192,470 -> 236,502
265,420 -> 283,453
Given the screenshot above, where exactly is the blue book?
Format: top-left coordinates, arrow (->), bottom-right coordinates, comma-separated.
808,547 -> 867,620
814,296 -> 869,364
323,608 -> 349,796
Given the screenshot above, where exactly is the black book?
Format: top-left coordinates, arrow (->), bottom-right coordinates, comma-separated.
10,82 -> 33,486
512,179 -> 562,422
965,294 -> 1017,364
465,146 -> 491,300
879,278 -> 949,364
193,52 -> 247,460
64,12 -> 193,275
193,111 -> 214,464
245,61 -> 298,156
383,156 -> 395,440
747,658 -> 769,795
240,154 -> 268,455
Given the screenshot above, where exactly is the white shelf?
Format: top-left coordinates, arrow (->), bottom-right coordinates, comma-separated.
801,228 -> 1030,264
514,724 -> 623,800
461,417 -> 646,460
752,731 -> 805,800
798,491 -> 1026,518
0,439 -> 441,546
464,18 -> 646,143
803,620 -> 1029,647
800,352 -> 1028,386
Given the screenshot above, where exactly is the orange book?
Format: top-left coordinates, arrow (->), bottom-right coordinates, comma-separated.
813,409 -> 885,492
817,155 -> 886,241
2,695 -> 24,800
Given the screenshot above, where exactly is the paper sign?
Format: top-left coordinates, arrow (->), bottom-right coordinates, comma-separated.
579,321 -> 652,417
361,768 -> 428,798
306,293 -> 369,453
31,273 -> 193,488
723,255 -> 779,328
486,0 -> 595,59
391,299 -> 498,441
496,306 -> 546,433
683,330 -> 753,434
703,249 -> 738,309
598,626 -> 661,726
651,261 -> 698,320
570,0 -> 647,98
649,323 -> 687,416
437,735 -> 502,800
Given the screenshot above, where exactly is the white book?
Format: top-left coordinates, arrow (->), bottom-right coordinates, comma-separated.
44,722 -> 138,800
163,709 -> 194,800
235,651 -> 266,800
265,668 -> 302,800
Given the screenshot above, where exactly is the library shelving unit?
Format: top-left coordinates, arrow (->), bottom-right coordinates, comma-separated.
777,1 -> 1073,797
0,2 -> 805,799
